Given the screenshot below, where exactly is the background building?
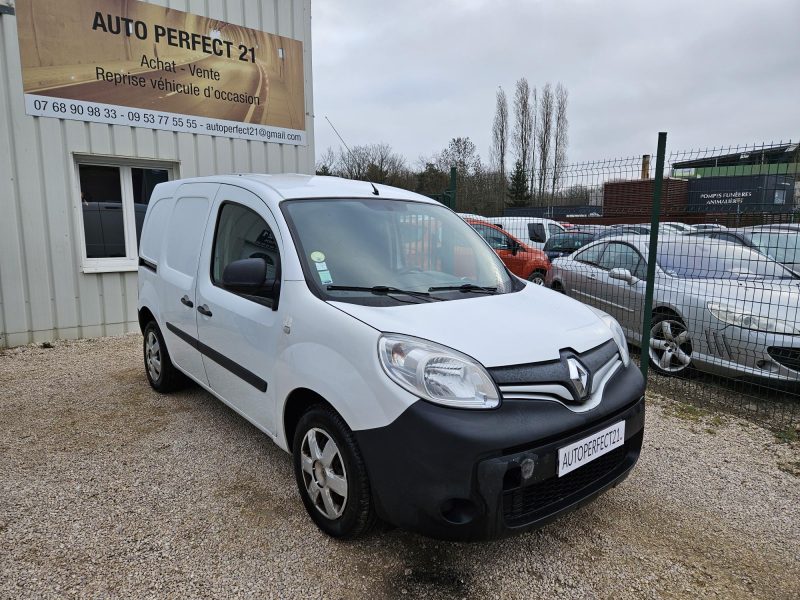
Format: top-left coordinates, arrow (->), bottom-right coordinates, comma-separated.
0,0 -> 314,347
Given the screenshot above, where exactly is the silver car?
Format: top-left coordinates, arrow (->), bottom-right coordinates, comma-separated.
546,235 -> 800,381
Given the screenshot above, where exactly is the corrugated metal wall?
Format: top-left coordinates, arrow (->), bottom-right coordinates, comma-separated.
0,0 -> 314,348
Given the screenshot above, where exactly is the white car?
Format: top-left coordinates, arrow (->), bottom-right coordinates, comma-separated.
460,215 -> 566,250
138,174 -> 645,541
660,222 -> 696,234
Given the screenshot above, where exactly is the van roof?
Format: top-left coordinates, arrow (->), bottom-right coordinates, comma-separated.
158,173 -> 433,203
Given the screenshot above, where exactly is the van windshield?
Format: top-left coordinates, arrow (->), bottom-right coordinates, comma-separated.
282,199 -> 518,305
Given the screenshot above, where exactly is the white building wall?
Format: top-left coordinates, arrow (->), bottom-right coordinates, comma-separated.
0,0 -> 314,347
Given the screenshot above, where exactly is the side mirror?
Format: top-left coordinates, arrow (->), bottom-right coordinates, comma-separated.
510,240 -> 520,256
609,267 -> 638,285
222,257 -> 276,296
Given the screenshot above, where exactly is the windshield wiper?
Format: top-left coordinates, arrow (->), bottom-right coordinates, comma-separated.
326,285 -> 441,302
428,283 -> 498,294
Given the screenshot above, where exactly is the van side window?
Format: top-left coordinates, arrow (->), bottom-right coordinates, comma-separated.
212,202 -> 279,295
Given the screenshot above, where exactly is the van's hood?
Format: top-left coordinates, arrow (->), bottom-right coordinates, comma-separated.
329,284 -> 614,368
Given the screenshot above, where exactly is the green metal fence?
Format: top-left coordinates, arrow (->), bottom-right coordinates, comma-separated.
461,137 -> 800,429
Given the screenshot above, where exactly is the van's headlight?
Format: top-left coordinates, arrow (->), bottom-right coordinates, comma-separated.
708,302 -> 799,334
378,334 -> 500,409
587,307 -> 630,367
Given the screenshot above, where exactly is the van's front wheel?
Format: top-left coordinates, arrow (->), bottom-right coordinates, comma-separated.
293,406 -> 377,539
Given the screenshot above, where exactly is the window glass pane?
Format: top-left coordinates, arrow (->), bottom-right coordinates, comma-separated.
599,243 -> 645,277
749,231 -> 800,265
282,199 -> 512,303
657,240 -> 795,280
548,223 -> 562,236
528,222 -> 546,242
475,225 -> 510,250
574,243 -> 606,265
132,168 -> 169,247
79,165 -> 125,258
212,203 -> 279,290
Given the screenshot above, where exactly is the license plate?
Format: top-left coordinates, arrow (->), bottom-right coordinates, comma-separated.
557,420 -> 626,477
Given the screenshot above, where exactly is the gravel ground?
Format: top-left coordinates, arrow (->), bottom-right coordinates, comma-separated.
1,334 -> 798,599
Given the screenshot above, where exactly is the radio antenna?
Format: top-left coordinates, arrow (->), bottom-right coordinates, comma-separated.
325,116 -> 380,196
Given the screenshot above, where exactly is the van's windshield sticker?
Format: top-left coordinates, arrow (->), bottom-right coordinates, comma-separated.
315,261 -> 328,271
318,270 -> 333,285
310,251 -> 325,262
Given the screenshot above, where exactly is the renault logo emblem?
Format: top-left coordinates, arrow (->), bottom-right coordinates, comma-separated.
567,357 -> 590,400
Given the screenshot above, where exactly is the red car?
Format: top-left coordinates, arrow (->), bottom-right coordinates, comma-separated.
465,218 -> 551,285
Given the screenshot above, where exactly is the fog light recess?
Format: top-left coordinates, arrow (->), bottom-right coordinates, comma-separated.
440,498 -> 478,525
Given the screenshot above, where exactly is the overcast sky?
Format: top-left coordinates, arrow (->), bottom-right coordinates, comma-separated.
311,0 -> 799,168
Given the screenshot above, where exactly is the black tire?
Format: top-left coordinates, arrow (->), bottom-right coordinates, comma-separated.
550,280 -> 566,293
648,313 -> 694,377
527,270 -> 546,286
293,405 -> 377,539
143,321 -> 186,393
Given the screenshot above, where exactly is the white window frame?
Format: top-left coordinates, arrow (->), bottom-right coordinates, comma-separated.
71,154 -> 178,273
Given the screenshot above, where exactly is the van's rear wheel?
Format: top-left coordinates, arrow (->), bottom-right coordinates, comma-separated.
143,321 -> 186,393
293,406 -> 377,539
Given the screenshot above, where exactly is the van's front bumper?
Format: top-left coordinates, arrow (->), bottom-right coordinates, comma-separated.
355,362 -> 645,541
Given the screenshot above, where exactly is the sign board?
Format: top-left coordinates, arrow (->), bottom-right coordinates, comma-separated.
687,175 -> 796,213
15,0 -> 306,144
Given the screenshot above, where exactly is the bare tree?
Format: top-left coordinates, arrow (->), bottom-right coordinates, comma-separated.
536,83 -> 554,201
490,87 -> 509,183
529,86 -> 538,200
512,78 -> 534,193
333,143 -> 408,184
315,146 -> 338,175
550,83 -> 569,197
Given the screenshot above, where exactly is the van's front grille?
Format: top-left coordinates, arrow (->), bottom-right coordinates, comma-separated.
488,340 -> 619,406
502,445 -> 627,526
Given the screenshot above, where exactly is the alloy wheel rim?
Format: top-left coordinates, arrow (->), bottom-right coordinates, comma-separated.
145,331 -> 162,381
649,319 -> 692,373
300,428 -> 348,520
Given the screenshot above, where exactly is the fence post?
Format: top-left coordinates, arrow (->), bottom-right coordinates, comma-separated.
639,132 -> 667,381
449,166 -> 457,210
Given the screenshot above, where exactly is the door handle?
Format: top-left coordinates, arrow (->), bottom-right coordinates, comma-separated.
197,304 -> 213,317
180,295 -> 194,308
588,275 -> 597,280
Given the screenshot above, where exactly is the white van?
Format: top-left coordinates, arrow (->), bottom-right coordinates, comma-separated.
137,175 -> 645,541
460,215 -> 566,250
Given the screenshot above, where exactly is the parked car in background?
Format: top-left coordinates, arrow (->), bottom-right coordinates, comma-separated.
609,224 -> 651,236
547,235 -> 800,381
543,231 -> 603,261
572,224 -> 610,235
687,229 -> 760,251
692,224 -> 728,232
465,218 -> 551,284
476,216 -> 567,250
660,222 -> 696,234
689,226 -> 800,272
